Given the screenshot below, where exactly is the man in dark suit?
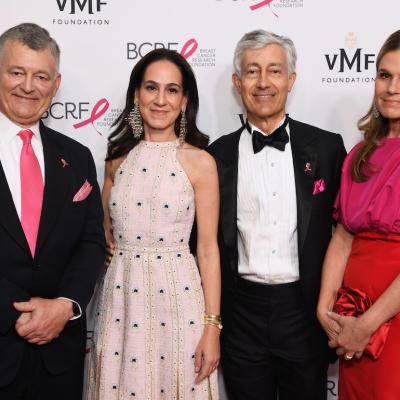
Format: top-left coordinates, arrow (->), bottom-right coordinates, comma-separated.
208,30 -> 346,400
0,23 -> 105,399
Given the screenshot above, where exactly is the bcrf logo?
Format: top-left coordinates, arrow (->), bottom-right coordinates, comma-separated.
127,42 -> 179,60
42,101 -> 90,120
56,0 -> 107,14
127,39 -> 198,60
42,98 -> 109,135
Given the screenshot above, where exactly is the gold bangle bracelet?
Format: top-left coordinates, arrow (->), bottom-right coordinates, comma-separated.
204,314 -> 221,320
204,318 -> 222,324
204,314 -> 222,330
204,320 -> 223,330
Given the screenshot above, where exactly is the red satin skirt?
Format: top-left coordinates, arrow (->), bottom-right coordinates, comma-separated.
339,231 -> 400,400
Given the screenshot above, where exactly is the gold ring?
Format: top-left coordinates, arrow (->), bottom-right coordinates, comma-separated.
344,353 -> 353,361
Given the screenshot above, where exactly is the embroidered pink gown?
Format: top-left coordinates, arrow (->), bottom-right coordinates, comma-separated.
86,139 -> 218,399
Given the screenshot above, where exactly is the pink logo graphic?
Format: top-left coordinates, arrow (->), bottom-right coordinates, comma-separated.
180,38 -> 198,59
73,98 -> 109,135
250,0 -> 278,17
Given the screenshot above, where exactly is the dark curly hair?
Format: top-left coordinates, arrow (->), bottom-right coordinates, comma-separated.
106,49 -> 208,160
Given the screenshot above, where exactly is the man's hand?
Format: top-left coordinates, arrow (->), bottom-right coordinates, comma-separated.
15,311 -> 32,328
14,298 -> 73,345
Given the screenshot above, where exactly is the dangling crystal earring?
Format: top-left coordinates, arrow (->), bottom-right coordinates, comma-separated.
126,102 -> 143,138
179,110 -> 187,145
372,104 -> 380,119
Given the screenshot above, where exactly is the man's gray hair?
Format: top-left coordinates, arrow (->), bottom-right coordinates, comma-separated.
0,23 -> 60,69
233,29 -> 297,76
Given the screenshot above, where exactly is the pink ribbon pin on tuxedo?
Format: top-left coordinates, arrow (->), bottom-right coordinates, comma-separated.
313,178 -> 326,195
73,180 -> 93,202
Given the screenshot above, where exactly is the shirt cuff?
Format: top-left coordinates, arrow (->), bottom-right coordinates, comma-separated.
57,297 -> 82,320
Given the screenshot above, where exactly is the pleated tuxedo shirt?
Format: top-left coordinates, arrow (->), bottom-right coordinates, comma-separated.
237,120 -> 300,284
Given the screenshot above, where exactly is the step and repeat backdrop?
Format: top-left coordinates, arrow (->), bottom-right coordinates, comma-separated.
2,1 -> 399,398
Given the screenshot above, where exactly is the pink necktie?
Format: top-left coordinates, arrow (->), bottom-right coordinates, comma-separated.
19,130 -> 44,257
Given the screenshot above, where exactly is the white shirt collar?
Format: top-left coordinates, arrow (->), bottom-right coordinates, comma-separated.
0,111 -> 42,146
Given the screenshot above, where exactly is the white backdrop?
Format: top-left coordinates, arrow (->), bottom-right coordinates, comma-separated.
2,1 -> 399,398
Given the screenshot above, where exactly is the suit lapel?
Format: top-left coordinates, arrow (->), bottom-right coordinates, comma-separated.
289,118 -> 318,254
35,123 -> 71,255
216,127 -> 244,249
0,163 -> 31,256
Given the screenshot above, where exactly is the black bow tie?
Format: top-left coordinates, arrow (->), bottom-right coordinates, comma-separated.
248,117 -> 289,153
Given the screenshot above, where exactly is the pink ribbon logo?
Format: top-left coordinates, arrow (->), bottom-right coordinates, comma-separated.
180,38 -> 198,59
73,98 -> 109,135
250,0 -> 278,17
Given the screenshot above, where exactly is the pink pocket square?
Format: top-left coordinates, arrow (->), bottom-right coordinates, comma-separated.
73,180 -> 93,202
313,178 -> 326,195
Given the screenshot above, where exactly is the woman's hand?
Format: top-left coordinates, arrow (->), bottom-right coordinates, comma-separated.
317,307 -> 341,347
178,148 -> 221,383
104,224 -> 115,265
194,325 -> 220,384
328,312 -> 372,358
317,224 -> 354,349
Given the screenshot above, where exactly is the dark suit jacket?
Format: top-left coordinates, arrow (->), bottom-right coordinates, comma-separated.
208,118 -> 346,351
0,121 -> 105,387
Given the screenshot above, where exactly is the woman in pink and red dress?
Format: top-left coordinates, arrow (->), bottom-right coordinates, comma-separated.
317,30 -> 400,400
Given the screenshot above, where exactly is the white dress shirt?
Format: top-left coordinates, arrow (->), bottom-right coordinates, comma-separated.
0,112 -> 81,319
237,118 -> 299,284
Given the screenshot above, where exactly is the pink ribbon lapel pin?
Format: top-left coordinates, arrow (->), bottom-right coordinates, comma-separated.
73,180 -> 93,202
313,178 -> 326,195
61,158 -> 69,168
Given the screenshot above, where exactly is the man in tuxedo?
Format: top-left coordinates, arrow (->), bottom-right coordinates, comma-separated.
0,23 -> 105,399
208,30 -> 346,400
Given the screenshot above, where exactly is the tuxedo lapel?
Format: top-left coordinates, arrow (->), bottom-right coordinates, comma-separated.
0,163 -> 31,256
289,119 -> 318,254
35,123 -> 71,255
220,159 -> 238,248
211,127 -> 244,249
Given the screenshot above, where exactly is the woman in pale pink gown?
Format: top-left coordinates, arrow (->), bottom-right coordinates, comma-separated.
86,49 -> 220,400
